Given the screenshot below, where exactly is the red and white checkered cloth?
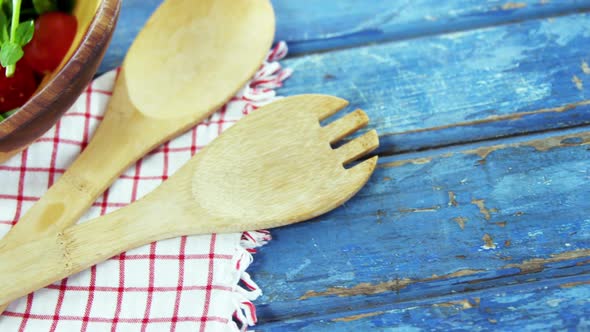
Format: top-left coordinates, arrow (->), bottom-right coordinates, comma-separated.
0,42 -> 291,332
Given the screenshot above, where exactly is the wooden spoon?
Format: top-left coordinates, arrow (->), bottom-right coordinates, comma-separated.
0,0 -> 274,314
0,94 -> 379,306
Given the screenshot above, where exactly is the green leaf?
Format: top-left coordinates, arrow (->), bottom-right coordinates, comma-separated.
0,7 -> 8,45
4,108 -> 18,116
14,19 -> 32,44
0,108 -> 18,121
2,0 -> 11,15
32,0 -> 56,14
0,41 -> 23,67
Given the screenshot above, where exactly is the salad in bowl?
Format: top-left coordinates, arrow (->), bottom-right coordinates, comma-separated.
0,0 -> 77,121
0,0 -> 120,163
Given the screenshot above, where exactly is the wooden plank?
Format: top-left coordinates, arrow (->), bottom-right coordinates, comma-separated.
259,275 -> 590,331
99,0 -> 590,73
278,13 -> 590,153
274,0 -> 590,55
249,126 -> 590,327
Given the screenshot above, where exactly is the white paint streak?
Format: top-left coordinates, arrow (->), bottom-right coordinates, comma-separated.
573,75 -> 584,91
480,243 -> 498,250
536,18 -> 590,46
546,298 -> 565,307
528,230 -> 543,237
360,48 -> 397,65
349,81 -> 370,103
287,54 -> 325,71
463,32 -> 526,72
286,259 -> 312,280
313,8 -> 402,39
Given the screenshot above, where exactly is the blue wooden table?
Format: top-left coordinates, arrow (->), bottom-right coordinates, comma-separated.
103,1 -> 590,330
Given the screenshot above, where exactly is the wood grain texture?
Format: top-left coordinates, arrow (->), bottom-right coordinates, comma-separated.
0,95 -> 378,305
273,0 -> 590,55
250,126 -> 590,329
278,13 -> 590,155
0,0 -> 121,159
99,0 -> 590,73
260,275 -> 590,331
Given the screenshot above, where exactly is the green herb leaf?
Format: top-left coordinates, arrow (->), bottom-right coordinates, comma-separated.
32,0 -> 56,14
0,107 -> 18,120
0,41 -> 23,67
2,0 -> 12,15
4,107 -> 18,116
4,0 -> 23,77
0,8 -> 8,45
14,19 -> 32,44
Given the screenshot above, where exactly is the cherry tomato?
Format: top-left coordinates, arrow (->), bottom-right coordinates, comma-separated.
0,65 -> 37,112
22,12 -> 78,74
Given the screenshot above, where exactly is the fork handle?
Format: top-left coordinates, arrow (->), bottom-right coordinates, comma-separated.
0,197 -> 180,306
0,164 -> 215,307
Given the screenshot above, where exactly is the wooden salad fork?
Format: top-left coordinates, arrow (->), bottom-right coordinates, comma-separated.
0,94 -> 379,306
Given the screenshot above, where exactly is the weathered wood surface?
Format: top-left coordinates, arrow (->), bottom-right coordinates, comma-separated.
259,276 -> 590,331
105,5 -> 590,155
99,0 -> 590,73
97,1 -> 590,330
253,127 -> 590,330
272,0 -> 590,55
279,13 -> 590,154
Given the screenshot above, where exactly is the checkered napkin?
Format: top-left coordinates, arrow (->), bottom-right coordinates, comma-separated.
0,42 -> 291,332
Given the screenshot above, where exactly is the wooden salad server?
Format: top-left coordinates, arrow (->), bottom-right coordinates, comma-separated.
0,0 -> 274,314
0,94 -> 379,307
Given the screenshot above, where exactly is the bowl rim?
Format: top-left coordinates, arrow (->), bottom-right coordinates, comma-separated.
0,0 -> 122,140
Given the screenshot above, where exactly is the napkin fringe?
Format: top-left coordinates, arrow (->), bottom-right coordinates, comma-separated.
228,231 -> 272,331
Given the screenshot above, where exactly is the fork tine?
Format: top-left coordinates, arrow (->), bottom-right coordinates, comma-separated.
347,155 -> 379,178
322,109 -> 369,144
311,95 -> 349,120
335,130 -> 379,165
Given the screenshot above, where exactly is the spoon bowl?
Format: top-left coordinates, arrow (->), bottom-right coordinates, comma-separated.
125,0 -> 275,118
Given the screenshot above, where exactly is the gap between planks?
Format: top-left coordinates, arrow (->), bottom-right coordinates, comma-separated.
375,120 -> 590,165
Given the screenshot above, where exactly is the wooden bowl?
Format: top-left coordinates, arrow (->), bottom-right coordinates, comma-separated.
0,0 -> 121,163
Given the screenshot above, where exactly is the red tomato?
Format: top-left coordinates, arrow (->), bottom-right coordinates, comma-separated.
0,65 -> 37,112
22,12 -> 78,74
